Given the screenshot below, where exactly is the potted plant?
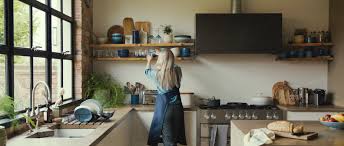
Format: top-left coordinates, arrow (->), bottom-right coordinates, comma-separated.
161,25 -> 173,43
0,95 -> 35,141
85,73 -> 126,108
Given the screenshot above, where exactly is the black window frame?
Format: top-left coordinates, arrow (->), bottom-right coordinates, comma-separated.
0,0 -> 75,114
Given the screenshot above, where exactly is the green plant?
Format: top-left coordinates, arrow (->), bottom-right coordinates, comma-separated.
85,73 -> 126,108
161,25 -> 173,35
0,95 -> 35,128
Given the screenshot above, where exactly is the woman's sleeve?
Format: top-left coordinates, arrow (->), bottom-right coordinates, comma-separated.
145,68 -> 156,81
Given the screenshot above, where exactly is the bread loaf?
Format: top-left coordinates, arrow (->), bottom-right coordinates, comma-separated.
267,121 -> 304,134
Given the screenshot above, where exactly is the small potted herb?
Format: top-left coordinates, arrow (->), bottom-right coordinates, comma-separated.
161,25 -> 173,43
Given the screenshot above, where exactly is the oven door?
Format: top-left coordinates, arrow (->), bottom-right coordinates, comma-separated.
200,124 -> 230,146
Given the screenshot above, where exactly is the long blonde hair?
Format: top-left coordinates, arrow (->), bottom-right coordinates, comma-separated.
155,49 -> 182,90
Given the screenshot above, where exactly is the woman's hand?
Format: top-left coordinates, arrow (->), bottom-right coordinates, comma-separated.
146,54 -> 153,62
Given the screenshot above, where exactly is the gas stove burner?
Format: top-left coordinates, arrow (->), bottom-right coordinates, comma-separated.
221,102 -> 248,109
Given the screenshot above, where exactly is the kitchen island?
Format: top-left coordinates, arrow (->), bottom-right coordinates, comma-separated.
231,120 -> 344,146
6,105 -> 196,146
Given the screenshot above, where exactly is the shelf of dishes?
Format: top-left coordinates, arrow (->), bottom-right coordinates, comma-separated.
289,43 -> 333,47
95,57 -> 194,61
93,47 -> 194,61
90,43 -> 194,49
276,56 -> 334,62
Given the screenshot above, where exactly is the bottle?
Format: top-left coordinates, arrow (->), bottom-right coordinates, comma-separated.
325,31 -> 331,43
139,28 -> 148,44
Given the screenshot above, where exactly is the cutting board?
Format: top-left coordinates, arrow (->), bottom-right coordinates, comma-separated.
273,131 -> 318,140
107,25 -> 124,41
123,17 -> 135,35
135,21 -> 151,34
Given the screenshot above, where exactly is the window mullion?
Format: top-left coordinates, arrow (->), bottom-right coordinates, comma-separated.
61,59 -> 63,100
29,5 -> 33,108
46,0 -> 52,101
4,0 -> 14,98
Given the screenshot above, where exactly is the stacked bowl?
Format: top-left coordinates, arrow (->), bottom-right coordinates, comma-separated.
0,126 -> 6,146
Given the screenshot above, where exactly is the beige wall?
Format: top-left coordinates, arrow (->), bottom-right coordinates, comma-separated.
329,0 -> 344,106
93,0 -> 329,103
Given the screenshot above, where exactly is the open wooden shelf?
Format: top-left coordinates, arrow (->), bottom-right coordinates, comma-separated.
289,43 -> 333,47
91,43 -> 194,49
95,57 -> 194,61
276,56 -> 334,62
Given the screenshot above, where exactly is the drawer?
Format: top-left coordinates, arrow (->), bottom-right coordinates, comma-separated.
200,124 -> 230,138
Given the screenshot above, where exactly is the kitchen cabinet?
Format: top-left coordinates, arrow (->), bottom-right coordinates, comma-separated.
97,110 -> 197,146
96,112 -> 132,146
286,111 -> 342,121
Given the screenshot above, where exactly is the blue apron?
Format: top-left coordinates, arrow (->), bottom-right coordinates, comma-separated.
147,88 -> 187,145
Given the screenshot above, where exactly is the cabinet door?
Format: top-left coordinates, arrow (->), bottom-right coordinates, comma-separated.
287,111 -> 342,121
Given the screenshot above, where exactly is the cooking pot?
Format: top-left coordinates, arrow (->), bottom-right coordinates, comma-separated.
249,94 -> 273,106
207,96 -> 221,107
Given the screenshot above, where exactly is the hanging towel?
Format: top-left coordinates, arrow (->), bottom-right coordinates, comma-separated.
210,125 -> 218,146
243,128 -> 275,146
216,125 -> 229,146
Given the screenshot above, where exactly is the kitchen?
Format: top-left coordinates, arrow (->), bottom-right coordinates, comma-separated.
0,0 -> 344,146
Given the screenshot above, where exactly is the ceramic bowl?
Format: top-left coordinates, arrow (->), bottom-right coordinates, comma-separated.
170,47 -> 180,57
174,35 -> 191,43
97,37 -> 108,44
74,105 -> 95,122
320,121 -> 344,129
118,49 -> 129,57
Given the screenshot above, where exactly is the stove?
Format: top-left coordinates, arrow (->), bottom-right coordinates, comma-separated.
197,102 -> 284,146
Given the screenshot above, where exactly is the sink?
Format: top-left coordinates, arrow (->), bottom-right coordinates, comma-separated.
26,126 -> 95,138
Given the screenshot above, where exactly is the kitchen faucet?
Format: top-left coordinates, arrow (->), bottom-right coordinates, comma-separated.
26,81 -> 51,131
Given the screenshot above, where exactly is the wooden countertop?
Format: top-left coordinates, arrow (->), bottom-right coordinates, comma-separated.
231,120 -> 344,146
277,105 -> 344,112
7,105 -> 196,146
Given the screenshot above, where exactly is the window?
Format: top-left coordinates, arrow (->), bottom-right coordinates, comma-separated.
0,55 -> 5,96
0,0 -> 4,44
0,0 -> 74,113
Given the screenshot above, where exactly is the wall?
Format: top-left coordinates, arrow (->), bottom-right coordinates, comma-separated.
93,0 -> 329,103
328,0 -> 344,106
74,0 -> 93,99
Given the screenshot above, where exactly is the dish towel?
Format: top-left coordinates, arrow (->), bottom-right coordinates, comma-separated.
210,125 -> 218,146
243,128 -> 275,146
209,125 -> 229,146
216,125 -> 229,146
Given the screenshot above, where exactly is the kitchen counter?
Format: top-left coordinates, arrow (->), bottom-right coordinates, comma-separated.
231,120 -> 344,146
277,105 -> 344,112
7,105 -> 196,146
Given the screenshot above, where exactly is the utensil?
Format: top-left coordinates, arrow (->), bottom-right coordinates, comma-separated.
170,47 -> 180,57
320,121 -> 344,129
81,99 -> 103,116
107,25 -> 124,42
123,17 -> 135,35
174,35 -> 192,43
207,96 -> 220,107
74,105 -> 97,122
132,30 -> 140,44
249,93 -> 273,106
97,37 -> 108,44
135,21 -> 151,34
111,33 -> 123,44
180,48 -> 191,57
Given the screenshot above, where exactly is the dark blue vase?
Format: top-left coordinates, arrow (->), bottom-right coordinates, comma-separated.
131,95 -> 139,105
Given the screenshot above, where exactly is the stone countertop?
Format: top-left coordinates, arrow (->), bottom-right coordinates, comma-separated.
277,105 -> 344,112
7,105 -> 196,146
231,120 -> 344,146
